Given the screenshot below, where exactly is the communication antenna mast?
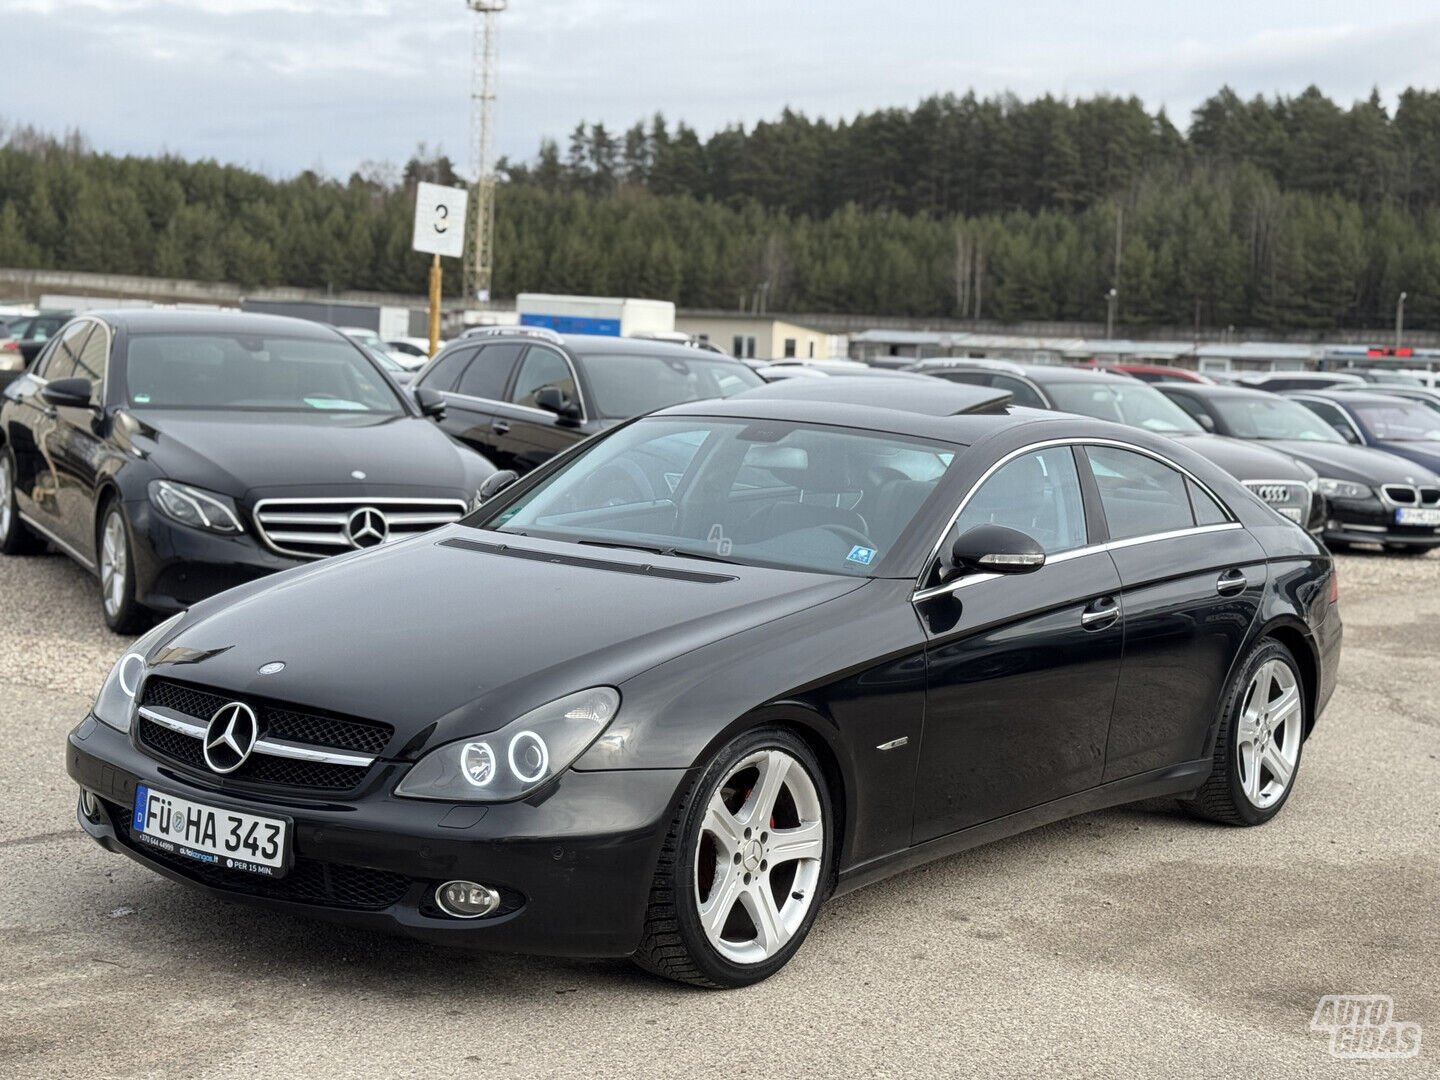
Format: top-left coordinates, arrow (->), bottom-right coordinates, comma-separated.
464,0 -> 506,305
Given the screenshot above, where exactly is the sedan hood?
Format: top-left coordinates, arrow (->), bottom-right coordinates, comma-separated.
1169,433 -> 1316,482
125,409 -> 490,497
1373,441 -> 1440,476
1262,440 -> 1440,485
153,528 -> 867,753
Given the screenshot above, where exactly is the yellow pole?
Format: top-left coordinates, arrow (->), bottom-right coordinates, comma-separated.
427,253 -> 442,356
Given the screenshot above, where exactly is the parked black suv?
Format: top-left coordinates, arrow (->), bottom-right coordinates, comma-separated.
412,329 -> 763,475
0,310 -> 496,631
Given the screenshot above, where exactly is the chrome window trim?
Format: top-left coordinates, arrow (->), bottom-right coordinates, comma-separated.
911,522 -> 1243,603
1291,395 -> 1366,445
912,436 -> 1240,598
137,706 -> 377,767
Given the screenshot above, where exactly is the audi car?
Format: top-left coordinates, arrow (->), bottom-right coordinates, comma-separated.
411,328 -> 763,475
907,361 -> 1323,530
1155,383 -> 1440,554
0,310 -> 496,631
67,377 -> 1340,988
1152,383 -> 1440,552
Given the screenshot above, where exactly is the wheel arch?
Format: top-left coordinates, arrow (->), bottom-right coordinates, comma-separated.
1254,616 -> 1320,737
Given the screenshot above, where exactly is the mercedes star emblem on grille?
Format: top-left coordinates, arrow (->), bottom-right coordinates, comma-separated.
345,506 -> 389,548
203,702 -> 260,774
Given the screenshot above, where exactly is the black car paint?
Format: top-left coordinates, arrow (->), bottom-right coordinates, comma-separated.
1288,389 -> 1440,475
1157,383 -> 1440,550
66,397 -> 1341,958
415,333 -> 763,474
0,310 -> 496,613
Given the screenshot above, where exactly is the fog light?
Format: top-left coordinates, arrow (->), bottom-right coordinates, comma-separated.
79,789 -> 101,821
435,879 -> 500,919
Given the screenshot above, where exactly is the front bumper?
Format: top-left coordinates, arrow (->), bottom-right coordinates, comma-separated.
1321,496 -> 1440,549
126,499 -> 305,613
67,716 -> 686,957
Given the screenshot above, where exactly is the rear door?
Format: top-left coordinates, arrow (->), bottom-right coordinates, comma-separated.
1080,445 -> 1266,781
47,319 -> 112,554
14,320 -> 93,553
425,342 -> 523,465
912,445 -> 1123,842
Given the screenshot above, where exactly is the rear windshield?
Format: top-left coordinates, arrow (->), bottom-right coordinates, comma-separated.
578,352 -> 763,419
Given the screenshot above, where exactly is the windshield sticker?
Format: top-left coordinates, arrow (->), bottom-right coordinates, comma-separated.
302,397 -> 368,411
846,545 -> 877,566
134,393 -> 151,403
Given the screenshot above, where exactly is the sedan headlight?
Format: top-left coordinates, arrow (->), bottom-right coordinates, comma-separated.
148,480 -> 244,534
1315,478 -> 1372,501
394,687 -> 620,802
92,613 -> 184,732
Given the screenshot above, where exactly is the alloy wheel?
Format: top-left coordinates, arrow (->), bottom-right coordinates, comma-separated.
100,511 -> 128,618
0,454 -> 12,542
692,747 -> 825,965
1235,658 -> 1302,810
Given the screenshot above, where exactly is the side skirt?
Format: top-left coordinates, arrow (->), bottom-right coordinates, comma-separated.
834,759 -> 1212,897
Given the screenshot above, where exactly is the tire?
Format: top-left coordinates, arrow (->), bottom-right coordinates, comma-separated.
0,448 -> 42,555
633,726 -> 835,988
96,501 -> 149,635
1182,639 -> 1306,826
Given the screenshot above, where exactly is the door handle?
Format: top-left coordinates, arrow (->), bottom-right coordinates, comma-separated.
492,420 -> 511,435
1081,597 -> 1120,631
1216,569 -> 1248,596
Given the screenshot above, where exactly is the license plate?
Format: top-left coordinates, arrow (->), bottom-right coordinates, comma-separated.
131,784 -> 289,877
1278,507 -> 1303,523
1394,507 -> 1440,526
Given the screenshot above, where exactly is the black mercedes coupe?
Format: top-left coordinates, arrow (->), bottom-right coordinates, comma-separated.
66,378 -> 1341,987
0,310 -> 496,631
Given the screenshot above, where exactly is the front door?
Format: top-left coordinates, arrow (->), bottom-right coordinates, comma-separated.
912,445 -> 1123,842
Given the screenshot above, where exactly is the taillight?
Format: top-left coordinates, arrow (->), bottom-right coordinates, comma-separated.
0,341 -> 18,352
1329,565 -> 1339,604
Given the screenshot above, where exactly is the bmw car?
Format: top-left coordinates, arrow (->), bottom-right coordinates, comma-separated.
1,310 -> 496,631
1156,383 -> 1440,554
66,378 -> 1340,988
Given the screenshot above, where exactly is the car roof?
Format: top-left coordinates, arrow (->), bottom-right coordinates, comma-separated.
1288,388 -> 1423,406
1153,383 -> 1281,401
87,309 -> 343,340
735,375 -> 1012,415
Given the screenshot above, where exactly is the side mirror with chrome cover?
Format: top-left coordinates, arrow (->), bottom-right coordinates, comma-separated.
950,524 -> 1046,575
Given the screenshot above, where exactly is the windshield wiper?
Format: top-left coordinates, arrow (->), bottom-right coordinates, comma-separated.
576,539 -> 739,564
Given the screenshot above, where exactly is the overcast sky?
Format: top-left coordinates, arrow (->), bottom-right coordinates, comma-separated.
2,0 -> 1438,178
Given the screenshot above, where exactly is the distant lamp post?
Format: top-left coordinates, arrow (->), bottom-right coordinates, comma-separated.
1105,288 -> 1118,341
1395,291 -> 1409,350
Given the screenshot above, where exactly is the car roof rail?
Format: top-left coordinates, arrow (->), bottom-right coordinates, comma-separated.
461,325 -> 564,345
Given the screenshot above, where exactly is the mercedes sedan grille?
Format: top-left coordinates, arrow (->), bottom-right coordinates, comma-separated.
252,497 -> 468,560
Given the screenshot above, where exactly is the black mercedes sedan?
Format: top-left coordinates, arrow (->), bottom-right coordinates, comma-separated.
0,311 -> 496,631
411,328 -> 763,475
1156,383 -> 1440,554
66,378 -> 1341,988
909,360 -> 1324,530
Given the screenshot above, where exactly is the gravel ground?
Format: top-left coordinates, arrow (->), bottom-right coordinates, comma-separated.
0,545 -> 1436,1079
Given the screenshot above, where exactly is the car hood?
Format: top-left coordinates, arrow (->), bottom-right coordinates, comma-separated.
124,409 -> 492,497
150,528 -> 867,753
1372,441 -> 1440,475
1260,440 -> 1440,485
1169,433 -> 1316,482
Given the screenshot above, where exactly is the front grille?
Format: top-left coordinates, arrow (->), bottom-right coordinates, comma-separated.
252,497 -> 467,560
136,678 -> 390,792
110,801 -> 409,910
1242,480 -> 1309,508
1382,485 -> 1440,507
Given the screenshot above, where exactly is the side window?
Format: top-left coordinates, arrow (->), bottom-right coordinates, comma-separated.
991,374 -> 1046,409
38,322 -> 91,382
417,345 -> 478,393
455,343 -> 524,400
953,447 -> 1088,555
1297,399 -> 1356,440
510,347 -> 577,411
74,323 -> 108,400
1086,446 -> 1195,540
1167,393 -> 1213,428
1188,480 -> 1229,526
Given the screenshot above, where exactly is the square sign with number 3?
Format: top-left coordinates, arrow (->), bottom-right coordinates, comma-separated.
412,181 -> 469,259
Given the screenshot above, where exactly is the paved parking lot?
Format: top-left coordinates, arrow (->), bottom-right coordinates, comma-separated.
1,546 -> 1436,1079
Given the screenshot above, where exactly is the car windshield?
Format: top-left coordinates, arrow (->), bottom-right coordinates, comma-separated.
1351,402 -> 1440,442
121,332 -> 403,413
1045,381 -> 1203,434
1209,397 -> 1345,442
475,417 -> 957,576
578,352 -> 764,418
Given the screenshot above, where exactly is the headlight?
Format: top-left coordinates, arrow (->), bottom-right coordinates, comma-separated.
394,687 -> 620,802
148,480 -> 244,534
92,613 -> 184,732
1315,478 -> 1372,501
